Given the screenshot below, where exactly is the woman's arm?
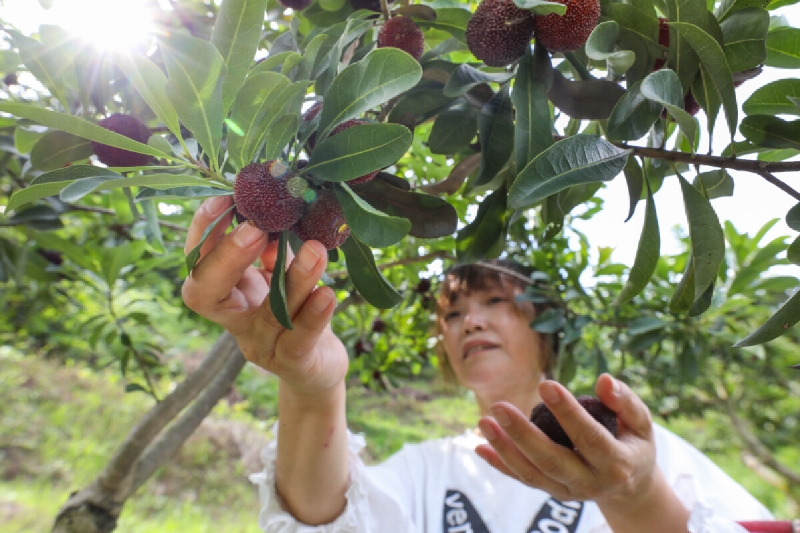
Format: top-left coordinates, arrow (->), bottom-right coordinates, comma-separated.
182,195 -> 353,525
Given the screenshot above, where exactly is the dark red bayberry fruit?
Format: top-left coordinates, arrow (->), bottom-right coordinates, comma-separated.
530,396 -> 618,449
378,16 -> 425,61
533,0 -> 601,53
292,189 -> 351,250
372,318 -> 386,333
303,102 -> 323,151
349,0 -> 392,12
233,160 -> 308,233
91,113 -> 152,167
466,0 -> 535,67
416,278 -> 432,294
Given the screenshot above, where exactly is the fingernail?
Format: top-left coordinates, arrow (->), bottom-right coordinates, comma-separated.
232,223 -> 263,248
311,289 -> 332,314
479,421 -> 497,441
540,381 -> 561,405
491,406 -> 511,427
611,377 -> 621,396
204,195 -> 228,217
296,244 -> 321,273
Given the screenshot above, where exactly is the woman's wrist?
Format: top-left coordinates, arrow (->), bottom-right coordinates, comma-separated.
597,467 -> 690,533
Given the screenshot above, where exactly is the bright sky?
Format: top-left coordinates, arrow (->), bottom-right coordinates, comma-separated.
2,1 -> 798,275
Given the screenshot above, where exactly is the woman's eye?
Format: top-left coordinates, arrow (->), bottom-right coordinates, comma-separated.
487,296 -> 505,305
444,311 -> 461,321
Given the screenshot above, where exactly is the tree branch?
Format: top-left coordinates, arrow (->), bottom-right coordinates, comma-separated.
129,345 -> 247,495
756,170 -> 800,202
723,395 -> 800,486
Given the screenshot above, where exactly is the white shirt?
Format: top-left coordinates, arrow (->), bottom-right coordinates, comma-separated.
249,423 -> 773,532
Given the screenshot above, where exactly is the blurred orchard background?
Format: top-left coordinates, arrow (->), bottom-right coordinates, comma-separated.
1,0 -> 800,531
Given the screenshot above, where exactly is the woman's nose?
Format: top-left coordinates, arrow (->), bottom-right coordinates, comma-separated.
463,303 -> 487,332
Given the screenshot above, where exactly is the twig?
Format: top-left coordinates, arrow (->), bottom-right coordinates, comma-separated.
756,170 -> 800,202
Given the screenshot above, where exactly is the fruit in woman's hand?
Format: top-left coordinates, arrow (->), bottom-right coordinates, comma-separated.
530,396 -> 618,449
292,189 -> 351,250
465,0 -> 535,67
233,160 -> 308,233
532,0 -> 601,53
378,16 -> 425,61
91,113 -> 152,167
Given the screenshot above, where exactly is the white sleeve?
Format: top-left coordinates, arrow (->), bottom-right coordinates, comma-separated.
248,423 -> 415,533
653,424 -> 775,533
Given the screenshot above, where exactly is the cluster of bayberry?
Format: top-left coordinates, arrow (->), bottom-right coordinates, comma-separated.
465,0 -> 601,67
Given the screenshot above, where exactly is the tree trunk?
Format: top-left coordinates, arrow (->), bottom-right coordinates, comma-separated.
51,331 -> 246,533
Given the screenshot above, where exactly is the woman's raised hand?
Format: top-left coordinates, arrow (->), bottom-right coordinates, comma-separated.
181,195 -> 349,396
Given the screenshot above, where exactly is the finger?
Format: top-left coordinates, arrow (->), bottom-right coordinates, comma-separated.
476,415 -> 567,496
184,195 -> 234,257
259,235 -> 295,277
182,222 -> 268,316
274,286 -> 336,363
595,374 -> 653,439
539,380 -> 618,461
283,240 -> 328,316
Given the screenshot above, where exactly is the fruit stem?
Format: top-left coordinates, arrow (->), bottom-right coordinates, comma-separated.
380,0 -> 391,21
564,51 -> 592,81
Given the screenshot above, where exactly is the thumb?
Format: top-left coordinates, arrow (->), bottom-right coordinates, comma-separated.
595,373 -> 653,439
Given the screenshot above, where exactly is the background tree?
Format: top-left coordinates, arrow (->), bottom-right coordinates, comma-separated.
1,0 -> 799,530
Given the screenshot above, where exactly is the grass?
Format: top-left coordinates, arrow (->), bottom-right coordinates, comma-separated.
1,347 -> 796,533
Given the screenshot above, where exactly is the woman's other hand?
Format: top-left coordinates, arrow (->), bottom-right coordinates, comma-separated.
180,195 -> 349,396
475,373 -> 690,533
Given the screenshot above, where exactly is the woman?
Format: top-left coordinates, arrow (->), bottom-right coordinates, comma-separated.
182,196 -> 773,532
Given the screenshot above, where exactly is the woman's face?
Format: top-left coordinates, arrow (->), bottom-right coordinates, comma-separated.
438,281 -> 544,395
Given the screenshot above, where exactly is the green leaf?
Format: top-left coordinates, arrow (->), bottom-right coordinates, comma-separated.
226,73 -> 307,168
740,115 -> 800,150
339,236 -> 403,309
743,78 -> 800,116
269,231 -> 293,330
185,204 -> 236,271
720,8 -> 770,72
513,0 -> 567,14
428,103 -> 479,155
622,155 -> 643,222
615,180 -> 660,306
7,165 -> 120,211
606,81 -> 663,142
692,65 -> 722,134
512,45 -> 554,174
140,199 -> 165,253
264,114 -> 301,162
508,135 -> 631,210
211,0 -> 267,114
306,123 -> 412,182
585,21 -> 636,78
678,174 -> 725,301
317,48 -> 422,141
640,69 -> 698,149
114,51 -> 182,138
456,185 -> 508,262
160,32 -> 227,170
0,103 -> 169,159
786,201 -> 800,231
734,286 -> 800,347
669,254 -> 696,313
351,178 -> 458,238
6,29 -> 71,109
30,131 -> 93,171
477,84 -> 515,187
59,173 -> 214,203
333,183 -> 411,247
786,234 -> 800,266
442,64 -> 513,98
135,187 -> 232,202
664,0 -> 706,91
766,27 -> 800,69
670,22 -> 738,137
416,8 -> 472,43
694,169 -> 734,199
